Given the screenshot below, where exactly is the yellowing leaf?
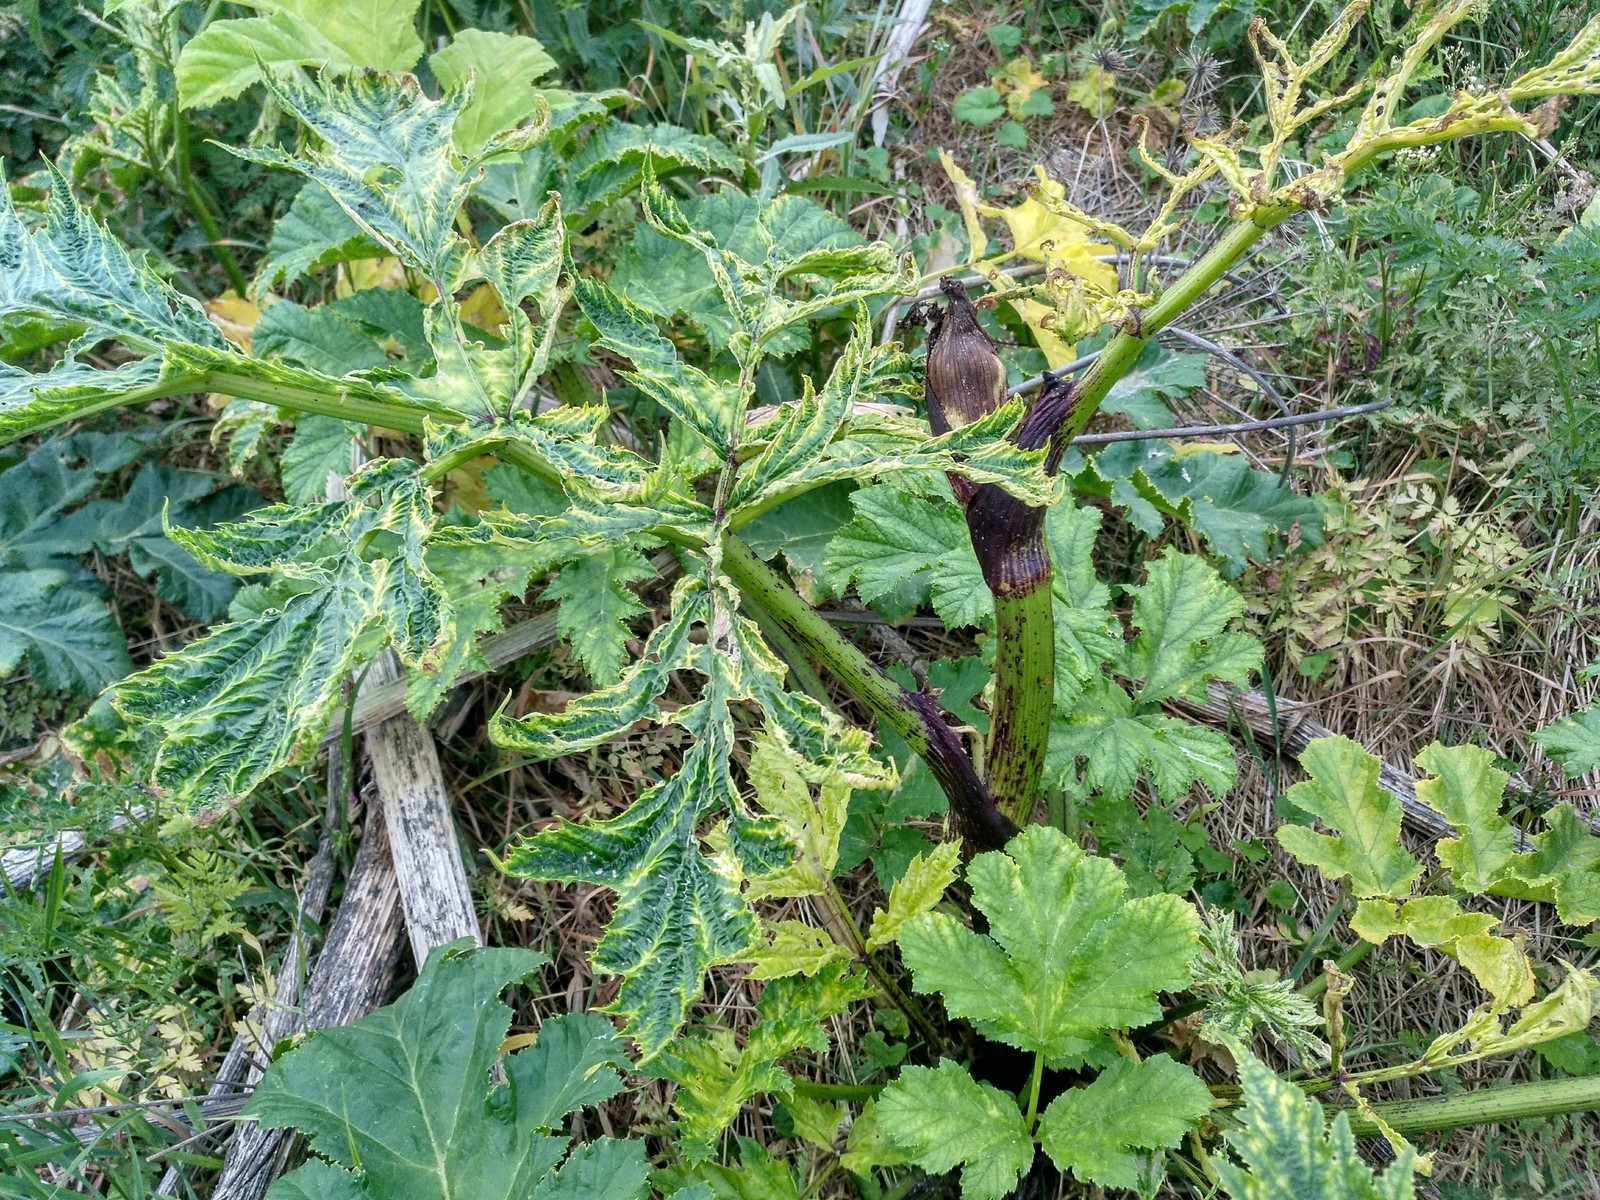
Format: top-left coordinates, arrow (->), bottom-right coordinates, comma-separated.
742,732 -> 852,900
1276,736 -> 1423,899
1351,896 -> 1533,1008
866,840 -> 961,951
1066,65 -> 1116,120
205,292 -> 260,350
1414,742 -> 1515,892
994,57 -> 1051,119
1456,934 -> 1536,1008
1010,296 -> 1076,369
745,920 -> 851,980
979,186 -> 1119,287
937,150 -> 988,262
340,256 -> 438,300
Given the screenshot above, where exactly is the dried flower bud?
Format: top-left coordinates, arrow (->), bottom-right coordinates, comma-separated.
924,278 -> 1006,436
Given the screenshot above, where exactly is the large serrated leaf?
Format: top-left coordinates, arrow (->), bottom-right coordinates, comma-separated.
1038,1054 -> 1213,1189
573,276 -> 734,454
1047,676 -> 1237,802
248,941 -> 647,1200
495,573 -> 889,1055
873,1060 -> 1035,1200
0,163 -> 220,352
0,568 -> 132,692
257,184 -> 386,292
1534,706 -> 1600,779
111,560 -> 387,806
1124,547 -> 1261,704
50,463 -> 251,622
1131,450 -> 1323,578
565,121 -> 745,214
824,484 -> 967,623
898,825 -> 1199,1064
540,547 -> 654,685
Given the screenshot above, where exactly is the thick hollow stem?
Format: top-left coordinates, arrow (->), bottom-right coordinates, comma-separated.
721,533 -> 1016,852
1342,1075 -> 1600,1138
967,483 -> 1054,826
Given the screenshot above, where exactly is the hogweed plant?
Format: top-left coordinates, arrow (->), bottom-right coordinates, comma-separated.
4,2 -> 1600,1194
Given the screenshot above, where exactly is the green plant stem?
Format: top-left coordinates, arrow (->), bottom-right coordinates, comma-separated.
814,882 -> 943,1052
1343,1076 -> 1600,1138
169,108 -> 250,297
1,369 -> 458,449
1056,209 -> 1293,448
1023,1049 -> 1046,1133
720,532 -> 1016,850
988,582 -> 1054,826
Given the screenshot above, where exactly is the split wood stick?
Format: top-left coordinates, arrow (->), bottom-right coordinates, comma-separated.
208,808 -> 406,1200
363,649 -> 481,964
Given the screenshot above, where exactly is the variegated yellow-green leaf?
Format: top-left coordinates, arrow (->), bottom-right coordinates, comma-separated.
1276,736 -> 1423,900
898,825 -> 1199,1065
743,920 -> 851,980
496,572 -> 889,1056
105,460 -> 459,807
646,963 -> 868,1160
865,840 -> 961,952
111,558 -> 388,807
227,71 -> 481,281
1,163 -> 219,353
573,276 -> 736,454
565,120 -> 746,214
734,733 -> 852,900
1214,1049 -> 1415,1200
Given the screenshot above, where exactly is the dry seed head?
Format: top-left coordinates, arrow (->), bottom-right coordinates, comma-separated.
1091,45 -> 1131,75
925,278 -> 1007,436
